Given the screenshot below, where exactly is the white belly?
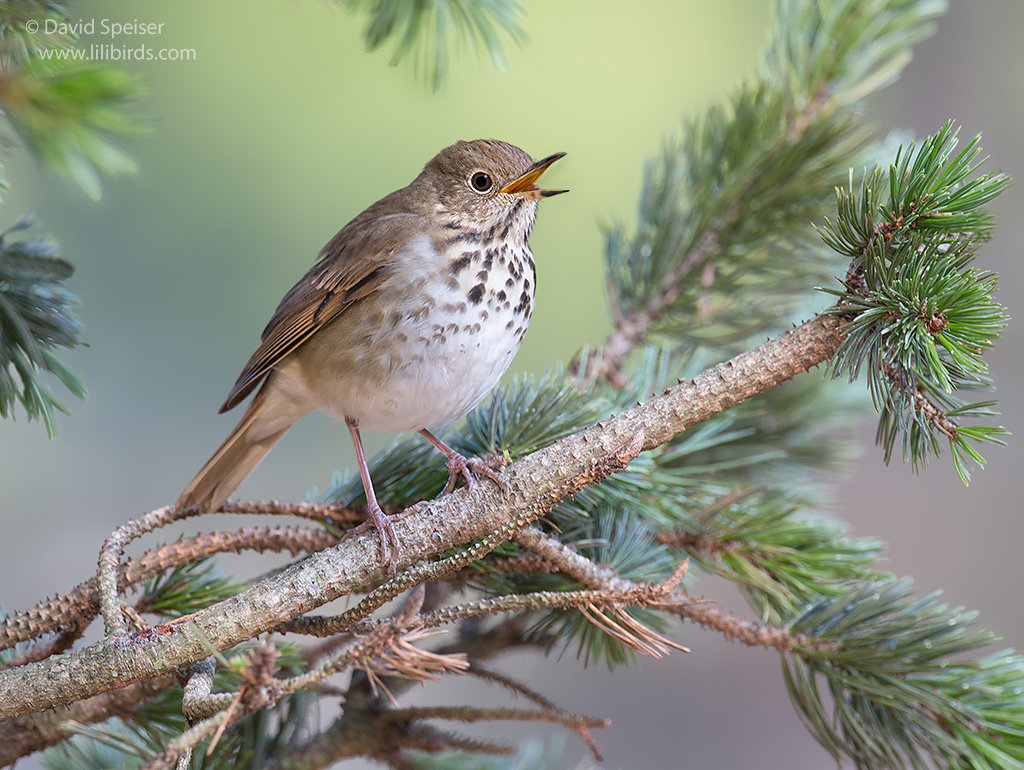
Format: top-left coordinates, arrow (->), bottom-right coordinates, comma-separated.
351,309 -> 524,431
283,236 -> 534,433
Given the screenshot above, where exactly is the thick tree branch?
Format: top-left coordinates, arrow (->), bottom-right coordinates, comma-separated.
0,314 -> 843,721
0,675 -> 175,763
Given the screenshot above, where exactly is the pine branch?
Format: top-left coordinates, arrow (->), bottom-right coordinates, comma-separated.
656,492 -> 886,625
589,0 -> 946,384
784,578 -> 1024,769
0,526 -> 338,650
0,676 -> 174,764
820,122 -> 1011,481
338,0 -> 527,90
662,601 -> 810,652
0,59 -> 144,200
0,215 -> 85,437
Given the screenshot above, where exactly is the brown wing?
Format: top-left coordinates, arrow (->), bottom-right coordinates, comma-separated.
219,212 -> 426,413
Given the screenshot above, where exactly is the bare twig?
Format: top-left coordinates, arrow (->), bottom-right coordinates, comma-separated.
146,645 -> 283,770
154,590 -> 470,768
260,710 -> 512,770
466,663 -> 562,712
96,505 -> 357,636
0,621 -> 87,671
142,708 -> 234,770
446,553 -> 557,581
180,657 -> 217,723
657,600 -> 831,652
98,506 -> 200,636
216,499 -> 364,524
284,556 -> 687,643
882,361 -> 960,438
515,524 -> 637,591
383,705 -> 611,761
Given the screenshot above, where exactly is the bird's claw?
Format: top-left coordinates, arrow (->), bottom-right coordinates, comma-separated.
440,451 -> 508,496
348,502 -> 405,574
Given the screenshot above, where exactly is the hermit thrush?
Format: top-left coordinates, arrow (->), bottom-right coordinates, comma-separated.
176,140 -> 566,570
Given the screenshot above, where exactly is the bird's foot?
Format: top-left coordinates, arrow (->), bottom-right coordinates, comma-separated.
417,429 -> 509,498
347,502 -> 407,574
440,450 -> 508,496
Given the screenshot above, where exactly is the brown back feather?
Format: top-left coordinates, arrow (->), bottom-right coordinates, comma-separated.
219,212 -> 426,412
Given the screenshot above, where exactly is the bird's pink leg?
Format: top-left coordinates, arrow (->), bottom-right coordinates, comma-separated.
345,417 -> 402,573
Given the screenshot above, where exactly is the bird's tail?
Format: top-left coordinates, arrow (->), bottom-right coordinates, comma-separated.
175,380 -> 306,513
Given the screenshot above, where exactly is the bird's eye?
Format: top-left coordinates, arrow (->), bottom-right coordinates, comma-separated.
470,171 -> 493,193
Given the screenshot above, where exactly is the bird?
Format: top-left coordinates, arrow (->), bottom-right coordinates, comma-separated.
175,139 -> 566,571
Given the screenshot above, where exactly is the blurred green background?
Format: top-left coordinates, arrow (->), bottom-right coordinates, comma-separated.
1,1 -> 1022,768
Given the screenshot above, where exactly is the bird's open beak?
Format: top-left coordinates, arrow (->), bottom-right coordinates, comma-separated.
500,152 -> 568,199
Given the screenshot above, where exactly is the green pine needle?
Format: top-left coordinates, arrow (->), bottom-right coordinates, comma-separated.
0,216 -> 86,438
1,60 -> 145,200
527,517 -> 677,671
674,494 -> 886,625
138,557 -> 242,618
820,123 -> 1011,483
0,1 -> 72,70
761,0 -> 947,107
604,0 -> 947,357
604,87 -> 864,351
785,579 -> 1024,769
655,368 -> 867,502
340,0 -> 527,90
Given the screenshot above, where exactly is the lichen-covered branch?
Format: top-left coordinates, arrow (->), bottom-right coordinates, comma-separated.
0,675 -> 175,764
